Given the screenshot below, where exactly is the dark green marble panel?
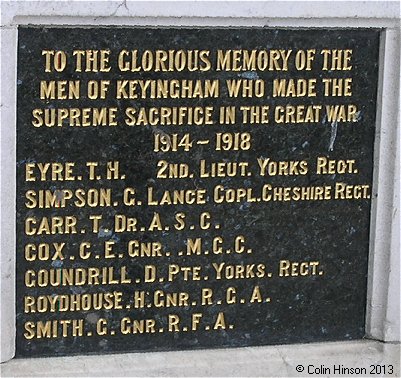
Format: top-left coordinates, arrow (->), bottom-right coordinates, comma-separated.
16,27 -> 379,357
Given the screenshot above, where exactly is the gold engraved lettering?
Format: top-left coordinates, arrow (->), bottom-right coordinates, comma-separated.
89,214 -> 102,233
321,49 -> 352,71
240,106 -> 269,123
213,312 -> 227,330
104,241 -> 116,259
261,184 -> 332,202
322,78 -> 352,96
214,185 -> 257,203
32,107 -> 118,127
168,265 -> 202,281
226,79 -> 265,98
212,262 -> 266,280
128,240 -> 163,257
24,291 -> 123,313
117,49 -> 211,72
25,243 -> 65,262
226,287 -> 237,304
156,160 -> 190,179
168,314 -> 180,332
40,80 -> 80,100
120,317 -> 156,334
25,162 -> 76,182
279,260 -> 320,277
106,161 -> 119,179
133,291 -> 146,308
186,238 -> 202,256
191,314 -> 203,331
213,236 -> 223,254
153,290 -> 189,308
24,266 -> 131,287
96,319 -> 108,336
316,157 -> 356,174
73,50 -> 111,72
25,216 -> 77,235
144,265 -> 156,282
42,50 -> 66,72
275,105 -> 322,123
114,215 -> 137,232
201,288 -> 213,305
147,187 -> 206,206
123,187 -> 136,206
334,183 -> 370,199
200,160 -> 249,178
273,78 -> 316,97
257,158 -> 308,176
25,188 -> 112,208
79,242 -> 91,259
116,79 -> 219,99
24,319 -> 84,339
325,104 -> 358,122
200,212 -> 211,230
216,49 -> 292,71
215,132 -> 251,151
294,49 -> 316,70
250,286 -> 263,303
124,106 -> 213,126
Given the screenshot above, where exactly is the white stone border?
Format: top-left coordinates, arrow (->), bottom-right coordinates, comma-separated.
366,26 -> 401,343
1,0 -> 400,364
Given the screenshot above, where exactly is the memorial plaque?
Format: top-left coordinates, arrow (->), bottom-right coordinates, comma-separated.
16,27 -> 380,357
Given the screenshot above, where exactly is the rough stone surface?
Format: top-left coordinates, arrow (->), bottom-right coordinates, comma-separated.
1,340 -> 400,377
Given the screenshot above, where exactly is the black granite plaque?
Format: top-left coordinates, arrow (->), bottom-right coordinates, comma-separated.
16,27 -> 380,357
